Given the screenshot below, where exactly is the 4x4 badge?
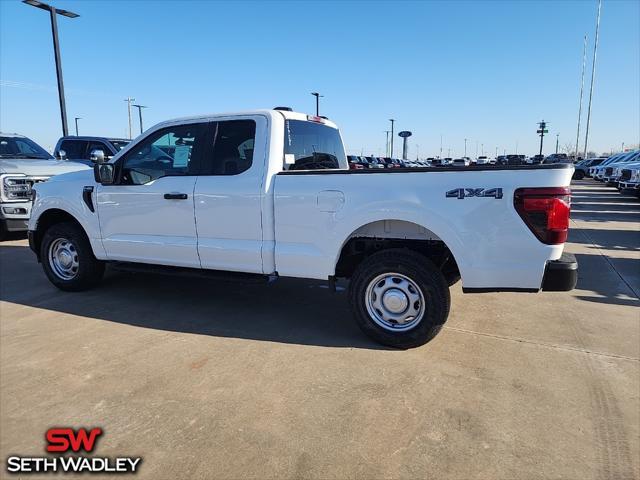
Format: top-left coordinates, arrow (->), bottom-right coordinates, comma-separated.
446,188 -> 503,200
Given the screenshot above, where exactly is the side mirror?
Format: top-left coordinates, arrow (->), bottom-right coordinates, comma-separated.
90,149 -> 106,163
56,149 -> 67,160
93,162 -> 115,185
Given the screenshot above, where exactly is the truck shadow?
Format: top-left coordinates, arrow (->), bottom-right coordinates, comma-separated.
0,245 -> 391,350
573,252 -> 640,307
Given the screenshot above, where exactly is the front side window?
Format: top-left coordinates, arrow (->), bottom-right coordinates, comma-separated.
284,120 -> 346,170
110,140 -> 130,152
206,120 -> 256,175
119,123 -> 206,185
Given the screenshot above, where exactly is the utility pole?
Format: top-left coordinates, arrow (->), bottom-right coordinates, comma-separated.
575,34 -> 587,159
74,116 -> 81,136
389,119 -> 395,157
124,97 -> 135,139
132,104 -> 147,134
23,1 -> 79,137
537,120 -> 548,156
384,130 -> 390,156
311,92 -> 323,116
583,0 -> 602,159
555,133 -> 559,154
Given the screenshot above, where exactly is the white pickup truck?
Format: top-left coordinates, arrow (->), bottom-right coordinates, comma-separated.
28,109 -> 577,348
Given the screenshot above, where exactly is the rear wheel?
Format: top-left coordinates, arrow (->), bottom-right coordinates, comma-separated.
40,222 -> 105,291
349,249 -> 450,349
573,170 -> 585,180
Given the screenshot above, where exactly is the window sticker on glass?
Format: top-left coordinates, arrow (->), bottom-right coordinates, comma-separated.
173,145 -> 190,167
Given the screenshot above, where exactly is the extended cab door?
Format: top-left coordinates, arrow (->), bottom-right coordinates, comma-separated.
96,122 -> 209,268
194,116 -> 266,273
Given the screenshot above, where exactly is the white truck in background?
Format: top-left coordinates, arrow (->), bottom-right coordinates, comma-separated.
28,109 -> 577,348
0,133 -> 89,240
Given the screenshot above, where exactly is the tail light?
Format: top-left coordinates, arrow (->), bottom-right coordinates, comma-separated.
514,187 -> 571,245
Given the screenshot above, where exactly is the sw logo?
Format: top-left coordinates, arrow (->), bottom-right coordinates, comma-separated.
5,427 -> 142,475
46,427 -> 102,453
446,187 -> 503,200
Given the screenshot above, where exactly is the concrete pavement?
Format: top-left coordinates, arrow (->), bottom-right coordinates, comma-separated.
1,180 -> 638,479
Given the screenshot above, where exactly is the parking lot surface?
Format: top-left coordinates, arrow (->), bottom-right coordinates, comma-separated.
1,181 -> 638,479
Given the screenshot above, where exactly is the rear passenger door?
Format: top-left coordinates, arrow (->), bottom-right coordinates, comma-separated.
194,116 -> 267,274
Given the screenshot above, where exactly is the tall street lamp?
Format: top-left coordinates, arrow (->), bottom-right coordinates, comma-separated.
311,92 -> 323,116
389,119 -> 395,158
133,104 -> 148,134
74,117 -> 81,136
23,0 -> 79,137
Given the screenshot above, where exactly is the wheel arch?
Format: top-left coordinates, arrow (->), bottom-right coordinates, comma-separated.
333,219 -> 465,284
32,209 -> 87,261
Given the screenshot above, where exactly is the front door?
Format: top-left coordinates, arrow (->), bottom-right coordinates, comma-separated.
96,122 -> 209,268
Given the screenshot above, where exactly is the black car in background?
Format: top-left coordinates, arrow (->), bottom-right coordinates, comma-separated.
54,136 -> 130,166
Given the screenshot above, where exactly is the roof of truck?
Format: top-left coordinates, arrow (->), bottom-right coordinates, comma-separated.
151,109 -> 339,130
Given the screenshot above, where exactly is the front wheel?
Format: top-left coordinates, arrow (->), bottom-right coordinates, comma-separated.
573,170 -> 585,180
349,249 -> 450,349
40,222 -> 105,291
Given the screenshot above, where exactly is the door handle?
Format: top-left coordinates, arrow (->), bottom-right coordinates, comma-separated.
164,192 -> 188,200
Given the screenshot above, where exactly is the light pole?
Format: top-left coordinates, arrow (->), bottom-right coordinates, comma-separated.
311,92 -> 323,116
464,138 -> 467,157
23,0 -> 79,137
384,130 -> 390,156
555,133 -> 559,154
132,104 -> 147,134
124,97 -> 135,139
440,134 -> 443,158
583,0 -> 602,159
416,144 -> 419,161
475,140 -> 478,159
481,143 -> 484,156
74,117 -> 81,136
389,119 -> 395,158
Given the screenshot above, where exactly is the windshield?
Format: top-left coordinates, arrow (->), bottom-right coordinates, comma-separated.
284,120 -> 346,170
110,140 -> 130,151
0,136 -> 52,159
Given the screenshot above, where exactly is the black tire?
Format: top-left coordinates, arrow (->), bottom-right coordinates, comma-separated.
573,170 -> 585,180
348,249 -> 450,349
0,221 -> 6,242
40,221 -> 105,291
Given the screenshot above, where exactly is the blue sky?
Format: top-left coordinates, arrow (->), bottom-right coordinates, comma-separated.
1,0 -> 638,157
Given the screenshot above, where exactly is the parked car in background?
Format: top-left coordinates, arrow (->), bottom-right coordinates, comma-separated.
1,133 -> 89,239
618,165 -> 640,197
496,155 -> 507,165
594,151 -> 636,181
28,108 -> 577,348
452,158 -> 470,167
590,153 -> 626,179
476,156 -> 490,165
545,153 -> 570,164
365,156 -> 385,169
605,151 -> 640,186
347,155 -> 364,170
530,155 -> 545,165
506,155 -> 526,166
573,157 -> 605,179
54,136 -> 130,166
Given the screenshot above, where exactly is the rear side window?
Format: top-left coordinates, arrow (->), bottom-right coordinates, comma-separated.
284,120 -> 346,170
60,140 -> 88,159
206,120 -> 256,175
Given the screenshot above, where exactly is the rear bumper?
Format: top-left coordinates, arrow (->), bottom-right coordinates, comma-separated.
541,252 -> 578,291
